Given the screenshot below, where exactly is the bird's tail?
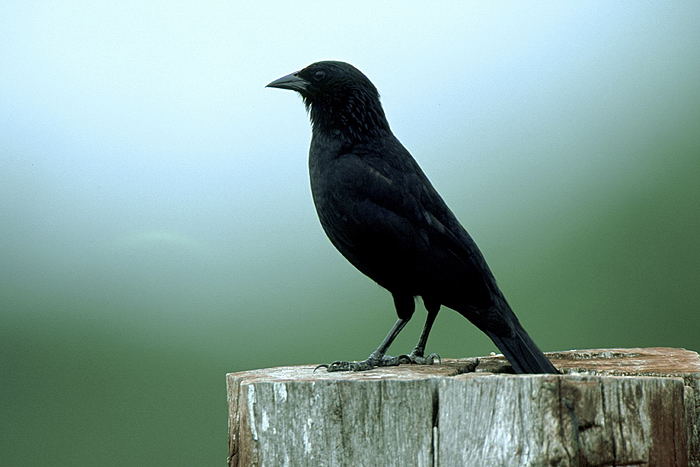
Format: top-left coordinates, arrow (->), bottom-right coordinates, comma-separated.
484,320 -> 558,374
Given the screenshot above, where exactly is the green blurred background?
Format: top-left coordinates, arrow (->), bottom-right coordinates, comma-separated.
2,2 -> 699,466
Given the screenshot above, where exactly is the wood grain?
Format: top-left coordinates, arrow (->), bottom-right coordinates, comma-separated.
227,348 -> 700,466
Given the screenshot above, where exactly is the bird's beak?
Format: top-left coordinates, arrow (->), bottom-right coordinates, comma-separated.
266,72 -> 310,93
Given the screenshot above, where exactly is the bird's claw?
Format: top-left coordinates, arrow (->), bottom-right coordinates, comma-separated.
317,352 -> 441,372
420,352 -> 442,365
319,355 -> 404,372
399,352 -> 441,365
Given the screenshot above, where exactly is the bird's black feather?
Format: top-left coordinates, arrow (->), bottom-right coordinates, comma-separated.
269,61 -> 557,374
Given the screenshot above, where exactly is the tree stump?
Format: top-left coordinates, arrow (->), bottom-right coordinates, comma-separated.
227,347 -> 700,466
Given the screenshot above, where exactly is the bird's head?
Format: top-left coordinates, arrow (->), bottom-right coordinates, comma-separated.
267,61 -> 390,140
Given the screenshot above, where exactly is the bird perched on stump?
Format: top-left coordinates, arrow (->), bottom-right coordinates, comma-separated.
267,61 -> 557,374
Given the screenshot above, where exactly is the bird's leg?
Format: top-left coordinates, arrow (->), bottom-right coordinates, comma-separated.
319,293 -> 415,372
321,317 -> 410,372
403,307 -> 441,365
392,300 -> 441,365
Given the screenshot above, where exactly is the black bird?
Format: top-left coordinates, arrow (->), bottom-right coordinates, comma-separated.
267,61 -> 557,374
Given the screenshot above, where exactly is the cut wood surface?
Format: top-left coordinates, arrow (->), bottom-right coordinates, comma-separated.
227,347 -> 700,466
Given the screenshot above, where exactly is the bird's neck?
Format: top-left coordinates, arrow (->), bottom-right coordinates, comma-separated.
306,92 -> 391,142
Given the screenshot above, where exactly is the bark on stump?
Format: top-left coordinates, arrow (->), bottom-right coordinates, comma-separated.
227,347 -> 700,466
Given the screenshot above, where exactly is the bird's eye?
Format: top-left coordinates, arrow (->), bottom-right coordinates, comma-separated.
313,70 -> 326,81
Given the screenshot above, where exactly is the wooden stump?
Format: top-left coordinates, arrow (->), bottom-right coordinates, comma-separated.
227,348 -> 700,466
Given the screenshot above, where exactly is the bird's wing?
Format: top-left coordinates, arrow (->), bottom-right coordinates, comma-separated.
327,146 -> 495,287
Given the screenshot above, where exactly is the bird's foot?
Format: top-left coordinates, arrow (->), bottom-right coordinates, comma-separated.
315,350 -> 441,372
316,352 -> 408,372
401,351 -> 441,365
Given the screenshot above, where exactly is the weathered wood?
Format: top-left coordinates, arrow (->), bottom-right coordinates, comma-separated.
227,347 -> 700,466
